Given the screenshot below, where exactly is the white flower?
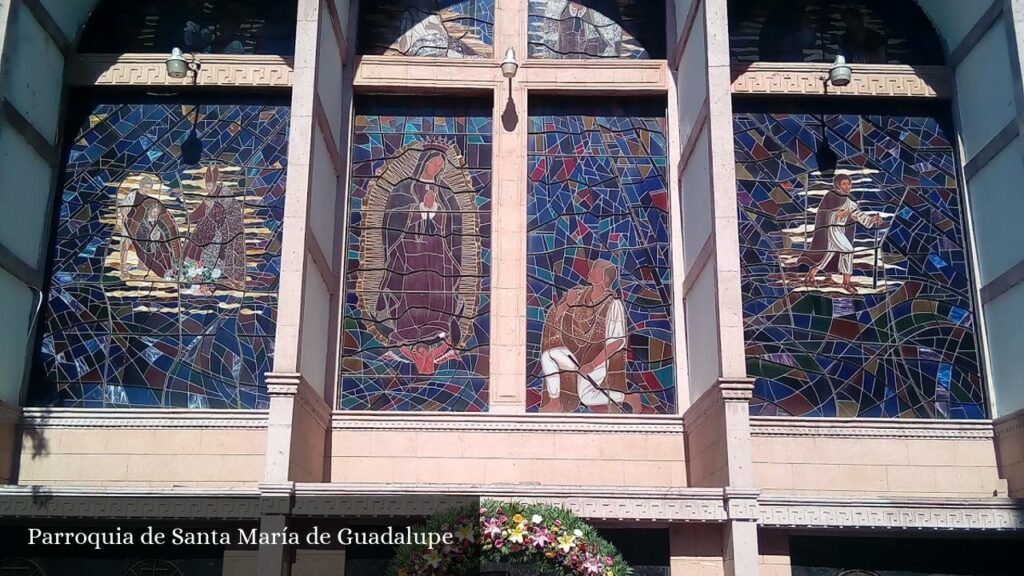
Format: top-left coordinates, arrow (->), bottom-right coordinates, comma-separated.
211,269 -> 222,279
573,529 -> 584,538
532,514 -> 543,524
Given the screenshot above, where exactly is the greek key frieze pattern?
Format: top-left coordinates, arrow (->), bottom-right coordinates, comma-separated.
70,55 -> 294,87
758,500 -> 1024,530
731,64 -> 952,98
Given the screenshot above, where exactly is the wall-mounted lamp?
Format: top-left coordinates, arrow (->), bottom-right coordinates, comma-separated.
501,48 -> 520,80
166,47 -> 201,82
825,55 -> 852,88
501,48 -> 519,94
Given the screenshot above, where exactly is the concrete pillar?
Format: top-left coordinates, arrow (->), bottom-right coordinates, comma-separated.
669,524 -> 725,576
257,515 -> 292,576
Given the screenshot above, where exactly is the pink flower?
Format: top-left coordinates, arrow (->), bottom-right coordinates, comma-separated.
527,528 -> 554,549
494,539 -> 504,549
582,554 -> 603,575
605,557 -> 614,566
482,517 -> 503,539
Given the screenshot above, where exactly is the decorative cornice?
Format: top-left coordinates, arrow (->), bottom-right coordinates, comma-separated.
69,54 -> 294,87
724,488 -> 761,522
731,63 -> 953,99
353,57 -> 669,93
331,413 -> 685,434
682,379 -> 755,430
0,486 -> 262,519
759,494 -> 1024,530
994,408 -> 1024,438
0,400 -> 22,426
293,483 -> 728,522
750,416 -> 995,440
19,408 -> 269,429
266,372 -> 302,396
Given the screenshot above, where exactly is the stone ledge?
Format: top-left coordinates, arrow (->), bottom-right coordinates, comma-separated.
731,62 -> 953,98
0,485 -> 262,519
750,417 -> 994,439
70,53 -> 294,87
294,483 -> 728,522
331,413 -> 685,434
759,494 -> 1024,530
20,408 -> 269,429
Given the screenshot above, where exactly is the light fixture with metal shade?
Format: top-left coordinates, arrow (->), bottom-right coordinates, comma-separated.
827,54 -> 852,87
166,47 -> 201,82
500,48 -> 519,80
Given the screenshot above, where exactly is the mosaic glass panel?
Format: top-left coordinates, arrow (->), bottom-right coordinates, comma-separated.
35,101 -> 289,409
79,0 -> 297,55
341,97 -> 492,411
729,0 -> 944,65
527,98 -> 675,414
527,0 -> 666,59
735,110 -> 985,418
358,0 -> 495,58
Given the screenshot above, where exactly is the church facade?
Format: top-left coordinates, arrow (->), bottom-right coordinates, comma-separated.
0,0 -> 1023,574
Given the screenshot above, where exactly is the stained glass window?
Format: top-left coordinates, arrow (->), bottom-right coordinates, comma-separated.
729,0 -> 944,65
341,97 -> 492,412
734,106 -> 985,418
35,99 -> 289,409
527,98 -> 675,414
78,0 -> 297,55
528,0 -> 666,59
358,0 -> 495,58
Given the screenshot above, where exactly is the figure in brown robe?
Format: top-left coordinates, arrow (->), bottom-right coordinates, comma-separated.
183,165 -> 246,291
539,259 -> 641,413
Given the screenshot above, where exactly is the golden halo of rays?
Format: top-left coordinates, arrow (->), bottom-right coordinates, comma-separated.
103,165 -> 270,307
355,141 -> 480,348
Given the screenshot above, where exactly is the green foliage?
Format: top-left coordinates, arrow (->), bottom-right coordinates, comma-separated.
386,499 -> 633,576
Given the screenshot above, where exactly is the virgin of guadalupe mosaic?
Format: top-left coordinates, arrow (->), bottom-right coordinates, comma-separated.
342,98 -> 491,411
527,99 -> 675,414
734,110 -> 985,419
527,0 -> 665,59
358,0 -> 495,58
36,102 -> 288,409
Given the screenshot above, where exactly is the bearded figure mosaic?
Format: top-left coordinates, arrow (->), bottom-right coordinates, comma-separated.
341,99 -> 491,411
735,111 -> 985,419
36,102 -> 288,408
527,99 -> 675,414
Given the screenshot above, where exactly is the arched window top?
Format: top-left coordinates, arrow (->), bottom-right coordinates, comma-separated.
358,0 -> 495,58
729,0 -> 944,66
528,0 -> 666,59
78,0 -> 297,55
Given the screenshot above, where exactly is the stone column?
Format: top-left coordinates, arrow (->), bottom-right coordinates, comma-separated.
488,0 -> 530,413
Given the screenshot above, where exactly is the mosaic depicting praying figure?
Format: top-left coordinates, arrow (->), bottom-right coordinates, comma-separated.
839,7 -> 887,64
117,175 -> 181,281
529,0 -> 662,59
735,111 -> 985,418
539,260 -> 640,413
377,149 -> 464,372
540,0 -> 623,57
358,1 -> 495,58
800,173 -> 885,294
395,10 -> 476,57
527,100 -> 675,414
357,142 -> 481,376
183,166 -> 246,293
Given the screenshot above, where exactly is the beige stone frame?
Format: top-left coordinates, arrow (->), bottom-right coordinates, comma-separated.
338,0 -> 679,415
